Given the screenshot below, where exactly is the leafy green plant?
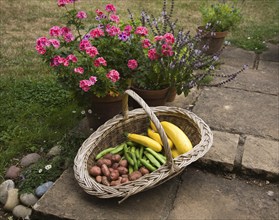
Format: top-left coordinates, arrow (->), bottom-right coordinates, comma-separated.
200,1 -> 242,32
0,76 -> 82,181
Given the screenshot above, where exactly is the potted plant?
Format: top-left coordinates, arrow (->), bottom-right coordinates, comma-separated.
199,1 -> 242,54
35,1 -> 146,129
128,0 -> 246,105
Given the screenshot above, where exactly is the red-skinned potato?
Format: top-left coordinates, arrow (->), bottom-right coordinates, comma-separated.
119,159 -> 128,167
89,166 -> 101,177
128,171 -> 142,181
101,164 -> 110,177
97,158 -> 112,167
112,162 -> 119,170
121,177 -> 129,184
117,166 -> 128,175
111,154 -> 121,163
139,166 -> 150,176
103,153 -> 113,160
109,170 -> 120,181
95,175 -> 102,183
101,176 -> 110,186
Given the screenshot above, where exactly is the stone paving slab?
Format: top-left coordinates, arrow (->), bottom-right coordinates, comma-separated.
32,168 -> 180,220
242,135 -> 279,178
193,87 -> 279,140
169,168 -> 279,220
220,46 -> 256,67
261,43 -> 279,62
197,130 -> 239,172
213,64 -> 279,95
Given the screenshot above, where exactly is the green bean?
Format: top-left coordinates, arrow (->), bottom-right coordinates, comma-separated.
128,164 -> 134,174
139,145 -> 144,159
130,147 -> 138,171
95,147 -> 115,160
135,148 -> 140,159
126,141 -> 135,147
124,144 -> 134,166
110,143 -> 125,154
139,158 -> 156,172
145,148 -> 166,164
144,151 -> 161,168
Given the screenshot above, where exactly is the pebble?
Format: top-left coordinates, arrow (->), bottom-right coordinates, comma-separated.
5,165 -> 21,179
35,181 -> 54,197
47,145 -> 62,157
20,153 -> 41,167
0,180 -> 15,205
20,193 -> 38,206
12,205 -> 32,219
267,190 -> 274,197
4,188 -> 19,211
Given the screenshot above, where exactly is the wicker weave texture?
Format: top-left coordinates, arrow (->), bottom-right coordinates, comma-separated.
74,90 -> 213,203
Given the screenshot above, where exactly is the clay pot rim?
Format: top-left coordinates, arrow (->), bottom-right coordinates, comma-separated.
197,26 -> 229,38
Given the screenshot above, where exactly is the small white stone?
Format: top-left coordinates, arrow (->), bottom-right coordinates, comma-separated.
267,190 -> 274,197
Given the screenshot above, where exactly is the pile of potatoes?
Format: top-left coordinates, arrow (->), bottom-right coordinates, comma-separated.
89,153 -> 150,186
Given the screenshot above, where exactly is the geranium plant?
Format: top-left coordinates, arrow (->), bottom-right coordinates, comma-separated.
36,1 -> 146,102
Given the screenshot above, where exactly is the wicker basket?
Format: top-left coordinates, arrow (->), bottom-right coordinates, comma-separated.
74,89 -> 213,203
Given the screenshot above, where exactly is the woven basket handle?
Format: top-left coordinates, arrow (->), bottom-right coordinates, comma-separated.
122,89 -> 177,172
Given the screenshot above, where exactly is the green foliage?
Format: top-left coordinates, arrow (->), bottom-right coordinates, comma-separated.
0,76 -> 82,180
17,132 -> 86,194
230,23 -> 279,53
200,1 -> 242,32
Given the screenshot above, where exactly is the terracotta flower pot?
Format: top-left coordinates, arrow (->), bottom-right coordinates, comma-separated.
166,86 -> 177,102
198,26 -> 228,55
86,94 -> 124,130
131,87 -> 170,108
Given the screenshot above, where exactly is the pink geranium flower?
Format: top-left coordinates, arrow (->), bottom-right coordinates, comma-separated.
63,32 -> 75,43
57,0 -> 78,7
90,28 -> 105,38
124,25 -> 132,35
162,44 -> 174,56
61,27 -> 71,35
36,46 -> 46,55
94,57 -> 107,67
67,54 -> 77,63
163,33 -> 175,44
106,25 -> 120,36
127,59 -> 138,70
135,26 -> 148,36
79,76 -> 97,92
49,26 -> 61,37
74,67 -> 84,74
148,48 -> 159,60
142,39 -> 151,48
105,4 -> 116,13
110,14 -> 119,23
49,39 -> 60,48
154,35 -> 164,41
36,37 -> 50,47
79,39 -> 91,51
95,9 -> 103,16
76,11 -> 87,19
106,69 -> 120,82
86,46 -> 99,58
